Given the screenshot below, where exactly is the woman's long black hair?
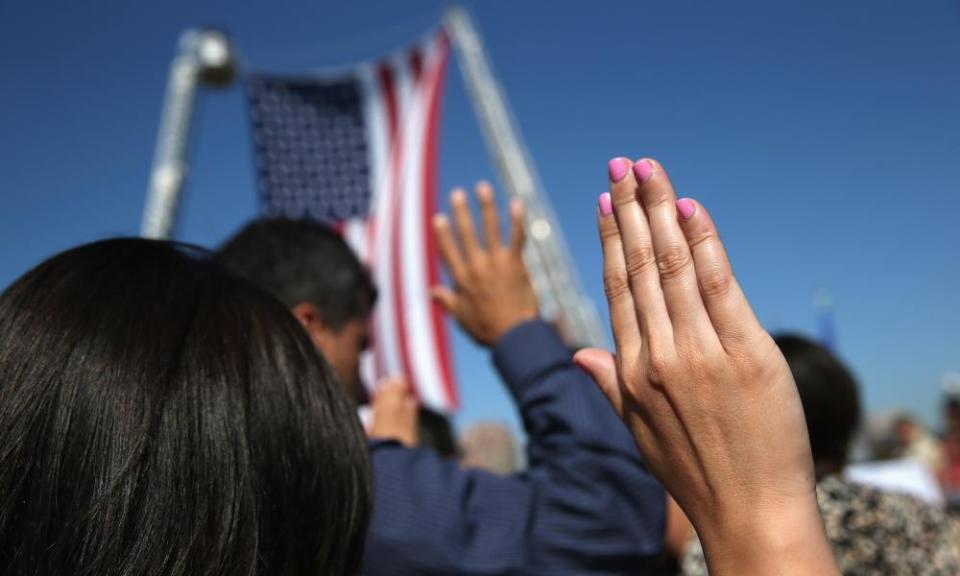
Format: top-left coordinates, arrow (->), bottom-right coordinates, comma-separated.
0,238 -> 371,575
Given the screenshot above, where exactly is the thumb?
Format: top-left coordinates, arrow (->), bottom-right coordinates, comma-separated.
430,286 -> 457,315
573,348 -> 623,418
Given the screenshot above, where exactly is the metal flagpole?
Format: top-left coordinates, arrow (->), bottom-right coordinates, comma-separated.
443,6 -> 607,348
141,29 -> 236,239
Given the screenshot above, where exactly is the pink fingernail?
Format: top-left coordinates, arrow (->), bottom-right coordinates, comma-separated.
608,158 -> 629,182
676,198 -> 696,220
633,159 -> 653,183
598,192 -> 612,216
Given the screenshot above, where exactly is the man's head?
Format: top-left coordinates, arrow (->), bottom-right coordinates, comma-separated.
215,219 -> 377,402
774,334 -> 861,477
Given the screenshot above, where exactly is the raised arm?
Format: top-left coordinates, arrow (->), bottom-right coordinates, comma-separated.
575,157 -> 839,576
360,183 -> 665,575
431,183 -> 660,462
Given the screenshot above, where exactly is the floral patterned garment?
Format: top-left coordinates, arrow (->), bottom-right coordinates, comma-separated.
681,475 -> 960,575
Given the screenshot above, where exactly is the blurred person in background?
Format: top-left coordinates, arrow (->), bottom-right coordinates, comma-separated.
845,411 -> 944,506
680,334 -> 960,575
939,384 -> 960,510
892,413 -> 945,476
858,411 -> 902,461
460,421 -> 520,474
217,183 -> 667,575
215,219 -> 377,406
0,239 -> 371,575
209,219 -> 458,460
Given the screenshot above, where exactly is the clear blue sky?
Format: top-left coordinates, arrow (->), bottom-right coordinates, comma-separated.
2,0 -> 958,436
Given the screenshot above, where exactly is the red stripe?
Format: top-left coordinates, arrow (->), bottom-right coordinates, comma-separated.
410,49 -> 423,80
422,33 -> 457,408
378,63 -> 399,143
370,63 -> 399,385
359,220 -> 382,386
388,57 -> 417,395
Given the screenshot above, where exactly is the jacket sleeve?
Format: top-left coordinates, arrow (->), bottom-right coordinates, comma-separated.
363,320 -> 665,576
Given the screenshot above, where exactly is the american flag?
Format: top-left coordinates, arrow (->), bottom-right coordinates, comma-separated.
246,31 -> 457,412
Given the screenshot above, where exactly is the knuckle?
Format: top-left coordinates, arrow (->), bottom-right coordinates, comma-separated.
656,244 -> 692,281
599,222 -> 620,243
468,256 -> 489,274
603,269 -> 631,301
699,267 -> 732,299
645,352 -> 674,386
641,187 -> 671,209
623,244 -> 658,277
686,228 -> 715,251
463,269 -> 480,287
610,190 -> 638,208
615,356 -> 635,379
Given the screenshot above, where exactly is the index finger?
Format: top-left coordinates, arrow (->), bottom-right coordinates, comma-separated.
597,191 -> 642,360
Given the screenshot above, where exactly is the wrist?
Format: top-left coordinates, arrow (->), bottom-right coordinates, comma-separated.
492,319 -> 570,398
696,495 -> 838,576
489,312 -> 539,346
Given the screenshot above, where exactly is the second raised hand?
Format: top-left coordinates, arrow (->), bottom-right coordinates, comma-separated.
431,183 -> 539,347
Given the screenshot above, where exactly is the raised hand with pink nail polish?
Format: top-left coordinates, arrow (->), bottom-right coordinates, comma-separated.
577,157 -> 840,576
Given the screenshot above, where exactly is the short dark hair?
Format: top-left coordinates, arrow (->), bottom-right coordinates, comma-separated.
0,238 -> 370,575
215,218 -> 377,330
774,334 -> 862,467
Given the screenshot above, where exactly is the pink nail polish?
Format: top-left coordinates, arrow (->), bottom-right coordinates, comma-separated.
608,158 -> 629,182
676,198 -> 696,220
633,159 -> 653,183
598,192 -> 613,216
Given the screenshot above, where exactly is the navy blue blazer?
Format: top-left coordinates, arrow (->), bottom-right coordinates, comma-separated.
363,320 -> 665,575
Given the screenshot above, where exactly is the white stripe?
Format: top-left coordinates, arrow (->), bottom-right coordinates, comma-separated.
423,39 -> 451,410
370,55 -> 414,383
419,36 -> 452,410
354,40 -> 453,409
342,218 -> 376,396
357,66 -> 387,390
342,219 -> 367,260
359,64 -> 388,249
399,40 -> 448,410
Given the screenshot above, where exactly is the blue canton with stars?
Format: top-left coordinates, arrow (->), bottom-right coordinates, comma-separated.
246,74 -> 371,221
